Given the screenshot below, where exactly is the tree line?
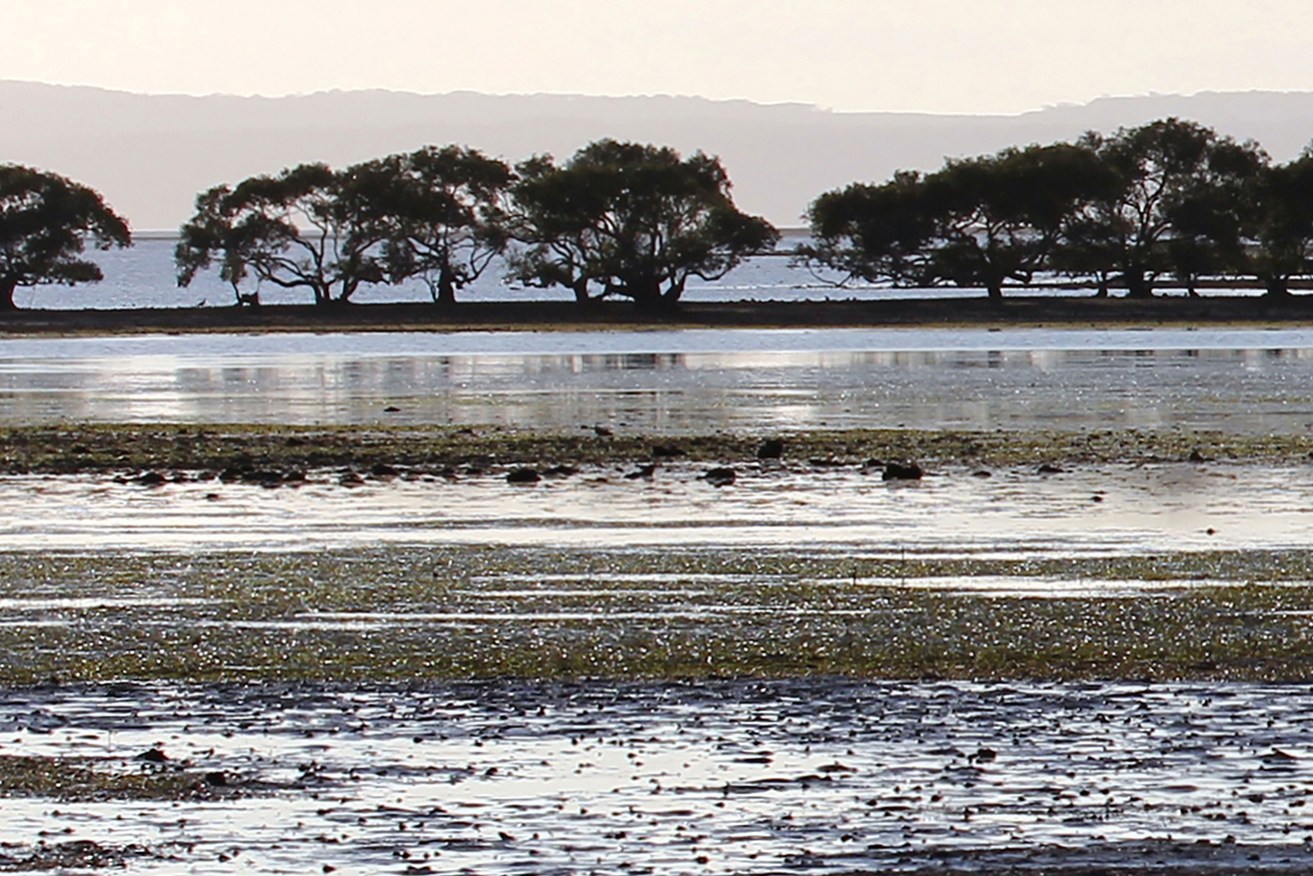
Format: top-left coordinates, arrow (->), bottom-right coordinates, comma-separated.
2,119 -> 1312,310
803,118 -> 1313,300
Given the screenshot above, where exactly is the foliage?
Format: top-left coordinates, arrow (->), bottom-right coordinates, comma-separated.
0,165 -> 131,310
508,139 -> 778,308
177,162 -> 392,306
1067,119 -> 1265,298
1235,151 -> 1313,296
369,146 -> 513,305
922,143 -> 1114,299
799,171 -> 935,287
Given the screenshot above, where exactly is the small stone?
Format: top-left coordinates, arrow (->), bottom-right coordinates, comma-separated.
757,438 -> 785,460
506,468 -> 541,485
703,467 -> 737,487
883,461 -> 923,481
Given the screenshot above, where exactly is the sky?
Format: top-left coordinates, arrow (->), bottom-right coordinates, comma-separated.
3,0 -> 1311,114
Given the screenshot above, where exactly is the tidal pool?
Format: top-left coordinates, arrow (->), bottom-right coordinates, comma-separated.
3,681 -> 1313,874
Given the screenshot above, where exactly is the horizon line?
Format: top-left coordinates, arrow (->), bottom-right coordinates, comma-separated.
2,78 -> 1308,120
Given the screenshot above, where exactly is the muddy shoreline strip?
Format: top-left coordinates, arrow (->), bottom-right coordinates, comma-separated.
2,423 -> 1310,475
3,295 -> 1313,335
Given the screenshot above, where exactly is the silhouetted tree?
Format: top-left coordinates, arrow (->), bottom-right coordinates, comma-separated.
368,146 -> 513,306
176,162 -> 390,306
509,140 -> 777,309
800,171 -> 936,287
1069,119 -> 1254,298
1237,150 -> 1313,297
1162,139 -> 1268,296
0,165 -> 131,310
923,143 -> 1113,299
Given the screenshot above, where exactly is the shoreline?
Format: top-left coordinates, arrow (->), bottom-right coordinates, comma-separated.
3,295 -> 1313,335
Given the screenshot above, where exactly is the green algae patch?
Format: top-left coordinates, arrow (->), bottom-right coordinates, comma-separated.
3,547 -> 1313,685
2,423 -> 1312,476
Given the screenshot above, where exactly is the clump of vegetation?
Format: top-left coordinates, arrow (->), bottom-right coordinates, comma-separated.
0,755 -> 231,802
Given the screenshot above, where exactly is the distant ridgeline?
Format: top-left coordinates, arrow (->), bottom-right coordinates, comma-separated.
2,117 -> 1313,310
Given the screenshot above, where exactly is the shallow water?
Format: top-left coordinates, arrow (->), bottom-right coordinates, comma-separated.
5,328 -> 1313,431
4,680 -> 1313,874
0,463 -> 1303,566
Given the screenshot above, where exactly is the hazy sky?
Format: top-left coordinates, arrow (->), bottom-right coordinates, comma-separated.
4,0 -> 1311,114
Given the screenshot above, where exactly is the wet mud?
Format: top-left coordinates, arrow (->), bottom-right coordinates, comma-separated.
4,681 -> 1313,873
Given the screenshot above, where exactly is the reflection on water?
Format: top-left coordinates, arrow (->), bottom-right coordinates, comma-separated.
4,329 -> 1313,431
0,464 -> 1307,562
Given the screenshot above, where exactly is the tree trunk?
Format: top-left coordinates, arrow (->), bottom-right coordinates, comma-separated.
1124,269 -> 1154,299
1265,276 -> 1292,297
0,279 -> 16,311
985,278 -> 1003,301
436,265 -> 457,307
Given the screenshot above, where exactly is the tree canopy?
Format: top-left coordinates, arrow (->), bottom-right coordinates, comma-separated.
369,146 -> 513,306
0,165 -> 131,310
804,118 -> 1301,300
508,140 -> 778,308
177,162 -> 392,306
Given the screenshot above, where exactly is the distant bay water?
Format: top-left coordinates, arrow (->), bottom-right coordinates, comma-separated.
16,235 -> 1269,310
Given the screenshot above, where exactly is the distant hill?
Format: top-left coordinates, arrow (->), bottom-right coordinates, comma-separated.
2,81 -> 1312,231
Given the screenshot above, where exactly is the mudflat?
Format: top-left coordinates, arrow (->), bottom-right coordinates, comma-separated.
2,294 -> 1313,334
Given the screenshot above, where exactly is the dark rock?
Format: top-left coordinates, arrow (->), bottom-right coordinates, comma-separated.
339,471 -> 365,488
202,770 -> 229,786
625,464 -> 657,480
1037,463 -> 1066,475
1187,448 -> 1210,463
651,444 -> 686,458
506,467 -> 541,485
218,467 -> 247,483
972,469 -> 993,478
703,467 -> 737,487
757,438 -> 785,460
383,405 -> 402,413
370,463 -> 399,478
544,464 -> 579,477
882,461 -> 924,481
136,748 -> 168,763
134,471 -> 167,487
972,747 -> 998,763
592,425 -> 614,438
